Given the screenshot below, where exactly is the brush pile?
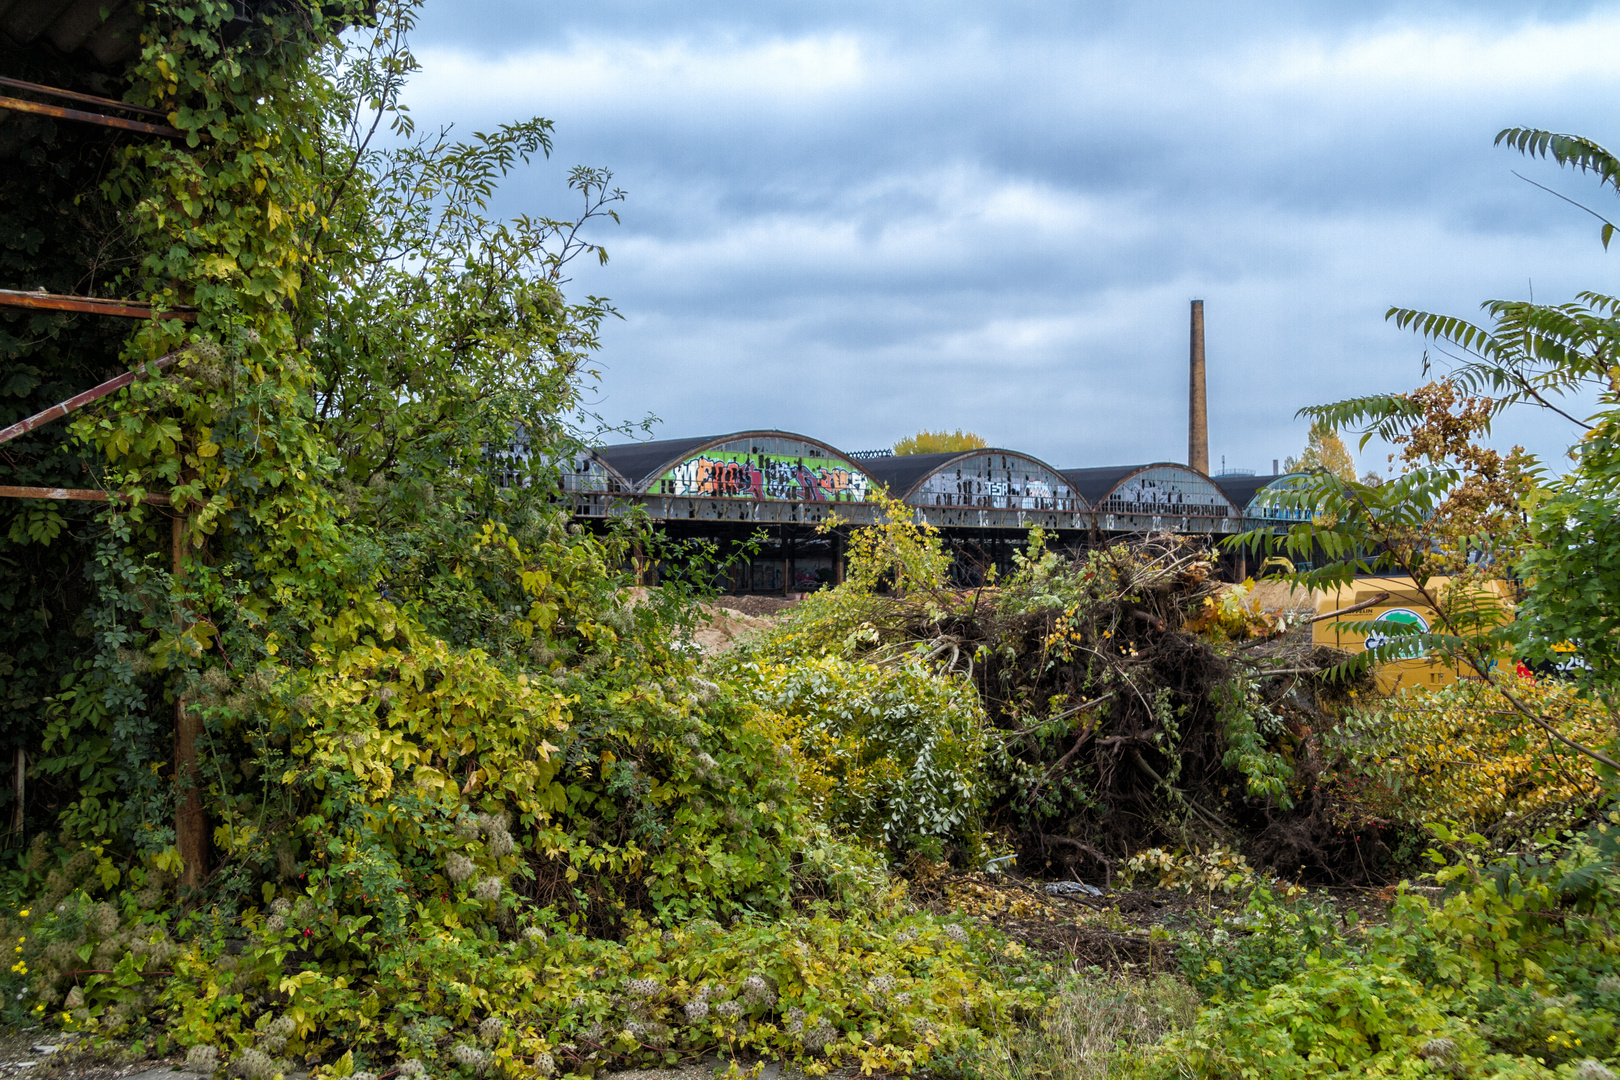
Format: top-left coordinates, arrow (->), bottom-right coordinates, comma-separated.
739,526 -> 1382,883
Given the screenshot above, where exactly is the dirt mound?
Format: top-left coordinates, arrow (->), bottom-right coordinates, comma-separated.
690,604 -> 774,656
710,594 -> 800,618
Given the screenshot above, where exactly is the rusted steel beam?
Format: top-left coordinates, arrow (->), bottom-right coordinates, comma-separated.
0,288 -> 195,321
0,94 -> 186,139
0,76 -> 170,120
0,352 -> 181,446
0,485 -> 169,505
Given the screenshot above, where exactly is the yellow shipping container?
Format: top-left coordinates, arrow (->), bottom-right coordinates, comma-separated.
1310,575 -> 1514,693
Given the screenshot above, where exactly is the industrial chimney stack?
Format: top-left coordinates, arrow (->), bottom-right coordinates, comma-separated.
1188,299 -> 1209,474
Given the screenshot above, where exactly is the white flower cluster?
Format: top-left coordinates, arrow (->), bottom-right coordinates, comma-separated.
185,1045 -> 220,1073
867,975 -> 897,997
1418,1039 -> 1455,1064
683,999 -> 710,1023
351,1072 -> 378,1080
473,877 -> 503,902
88,902 -> 119,938
893,992 -> 912,1007
255,1014 -> 295,1055
1577,1062 -> 1618,1080
398,1059 -> 427,1078
714,1001 -> 742,1019
942,924 -> 969,944
523,926 -> 547,945
626,977 -> 661,998
479,812 -> 515,856
455,814 -> 483,840
477,1016 -> 505,1042
264,914 -> 287,933
893,928 -> 918,945
533,1051 -> 555,1078
784,1007 -> 806,1035
801,1020 -> 837,1053
232,1049 -> 274,1080
681,732 -> 701,748
270,898 -> 292,915
450,1044 -> 490,1073
692,753 -> 719,779
445,853 -> 476,883
740,975 -> 776,1007
1598,975 -> 1620,996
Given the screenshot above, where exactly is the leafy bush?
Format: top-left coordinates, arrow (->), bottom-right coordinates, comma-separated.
727,655 -> 989,859
1146,817 -> 1620,1077
1331,672 -> 1608,837
1118,846 -> 1269,898
1175,886 -> 1347,1002
973,974 -> 1199,1080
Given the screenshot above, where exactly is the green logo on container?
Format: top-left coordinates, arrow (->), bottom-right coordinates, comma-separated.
1363,608 -> 1429,659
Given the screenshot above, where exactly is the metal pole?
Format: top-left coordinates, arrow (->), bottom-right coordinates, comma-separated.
11,749 -> 23,838
172,514 -> 206,888
0,95 -> 186,139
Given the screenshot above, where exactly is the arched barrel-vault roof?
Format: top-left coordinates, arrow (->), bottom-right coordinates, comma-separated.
1220,472 -> 1314,525
593,430 -> 874,503
1061,462 -> 1241,533
861,449 -> 1088,513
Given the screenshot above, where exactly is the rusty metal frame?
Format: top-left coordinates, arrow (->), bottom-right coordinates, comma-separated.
0,353 -> 181,446
0,288 -> 195,322
0,485 -> 168,505
0,76 -> 170,120
0,94 -> 186,139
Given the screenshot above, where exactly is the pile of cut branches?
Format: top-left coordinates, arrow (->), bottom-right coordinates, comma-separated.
745,527 -> 1382,882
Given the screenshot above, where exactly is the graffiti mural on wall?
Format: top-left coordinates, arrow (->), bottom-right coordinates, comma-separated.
911,455 -> 1080,511
656,452 -> 871,502
1099,468 -> 1232,516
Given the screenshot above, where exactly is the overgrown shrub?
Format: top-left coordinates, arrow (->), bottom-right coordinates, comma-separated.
1330,672 -> 1608,840
1146,817 -> 1620,1077
725,654 -> 989,859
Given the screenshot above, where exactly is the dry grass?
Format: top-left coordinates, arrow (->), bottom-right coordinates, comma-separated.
982,974 -> 1199,1080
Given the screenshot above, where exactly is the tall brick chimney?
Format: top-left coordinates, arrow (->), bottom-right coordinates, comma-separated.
1188,299 -> 1209,474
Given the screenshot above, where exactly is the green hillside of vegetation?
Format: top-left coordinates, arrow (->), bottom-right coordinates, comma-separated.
3,3 -> 1620,1078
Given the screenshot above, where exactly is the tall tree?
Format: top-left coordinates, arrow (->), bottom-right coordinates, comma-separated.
893,429 -> 988,455
1239,125 -> 1620,771
1283,422 -> 1357,481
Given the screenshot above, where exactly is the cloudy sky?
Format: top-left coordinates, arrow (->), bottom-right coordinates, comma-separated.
406,0 -> 1620,474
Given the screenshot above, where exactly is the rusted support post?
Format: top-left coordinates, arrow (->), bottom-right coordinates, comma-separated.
11,749 -> 24,838
172,514 -> 206,889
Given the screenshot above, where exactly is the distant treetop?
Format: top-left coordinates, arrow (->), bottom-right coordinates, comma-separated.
893,429 -> 989,456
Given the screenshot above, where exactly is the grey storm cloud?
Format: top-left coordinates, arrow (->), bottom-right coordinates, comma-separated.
401,0 -> 1620,472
